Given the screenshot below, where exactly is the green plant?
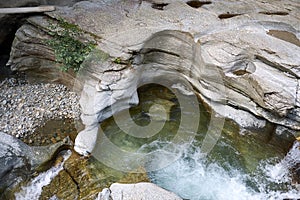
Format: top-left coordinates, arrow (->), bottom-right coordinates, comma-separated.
113,57 -> 122,64
46,18 -> 96,72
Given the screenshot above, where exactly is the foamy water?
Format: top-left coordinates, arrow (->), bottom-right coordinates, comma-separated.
149,142 -> 300,200
15,150 -> 72,200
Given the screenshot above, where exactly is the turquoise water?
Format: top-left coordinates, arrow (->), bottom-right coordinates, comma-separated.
18,83 -> 299,199
98,84 -> 299,200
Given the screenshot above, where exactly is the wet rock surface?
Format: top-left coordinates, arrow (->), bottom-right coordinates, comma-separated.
22,119 -> 81,146
39,152 -> 149,200
0,131 -> 72,199
0,78 -> 80,138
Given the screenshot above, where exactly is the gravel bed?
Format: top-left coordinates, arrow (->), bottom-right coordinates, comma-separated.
0,78 -> 81,138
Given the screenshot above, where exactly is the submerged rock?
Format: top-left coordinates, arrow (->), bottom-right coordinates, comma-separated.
0,131 -> 72,198
40,153 -> 149,199
6,0 -> 300,155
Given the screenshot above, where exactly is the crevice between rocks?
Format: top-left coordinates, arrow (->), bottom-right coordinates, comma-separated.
0,14 -> 34,80
295,79 -> 300,107
186,1 -> 212,8
141,48 -> 181,58
218,13 -> 242,19
255,54 -> 299,78
259,11 -> 289,16
151,3 -> 169,10
63,166 -> 80,198
103,64 -> 130,73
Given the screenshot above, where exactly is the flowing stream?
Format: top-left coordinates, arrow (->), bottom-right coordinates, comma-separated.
14,84 -> 300,199
98,84 -> 300,200
148,142 -> 300,200
14,150 -> 72,200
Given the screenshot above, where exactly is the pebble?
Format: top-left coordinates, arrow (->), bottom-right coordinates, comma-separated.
0,78 -> 81,137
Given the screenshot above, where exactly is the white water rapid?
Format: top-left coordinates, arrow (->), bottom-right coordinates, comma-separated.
149,142 -> 300,200
15,150 -> 72,200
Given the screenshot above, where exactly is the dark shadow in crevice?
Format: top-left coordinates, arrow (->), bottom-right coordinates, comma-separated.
218,13 -> 242,19
186,1 -> 212,8
259,11 -> 289,16
0,14 -> 29,56
0,11 -> 42,80
151,3 -> 169,10
0,14 -> 29,81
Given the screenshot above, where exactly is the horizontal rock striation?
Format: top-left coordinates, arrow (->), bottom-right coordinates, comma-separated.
6,0 -> 300,154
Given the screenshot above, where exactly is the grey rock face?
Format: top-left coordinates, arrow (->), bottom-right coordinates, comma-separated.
0,131 -> 72,198
6,0 -> 300,154
97,183 -> 183,200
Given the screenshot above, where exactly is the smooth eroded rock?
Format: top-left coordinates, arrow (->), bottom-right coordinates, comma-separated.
5,0 -> 300,155
109,182 -> 183,200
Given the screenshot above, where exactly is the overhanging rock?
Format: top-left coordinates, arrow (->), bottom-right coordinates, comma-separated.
6,0 -> 300,155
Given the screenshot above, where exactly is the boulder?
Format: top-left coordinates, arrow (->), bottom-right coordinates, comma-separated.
5,0 -> 300,155
101,182 -> 183,200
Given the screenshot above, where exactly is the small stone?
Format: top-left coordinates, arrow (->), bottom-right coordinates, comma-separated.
0,79 -> 80,138
51,137 -> 57,143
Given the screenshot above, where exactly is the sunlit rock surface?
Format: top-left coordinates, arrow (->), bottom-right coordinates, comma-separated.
96,182 -> 183,200
6,0 -> 300,153
109,182 -> 183,200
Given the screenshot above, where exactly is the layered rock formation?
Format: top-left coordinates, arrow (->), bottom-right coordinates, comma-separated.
0,0 -> 85,61
6,0 -> 300,155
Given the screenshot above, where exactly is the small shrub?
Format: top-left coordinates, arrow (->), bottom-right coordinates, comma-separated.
46,18 -> 96,72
